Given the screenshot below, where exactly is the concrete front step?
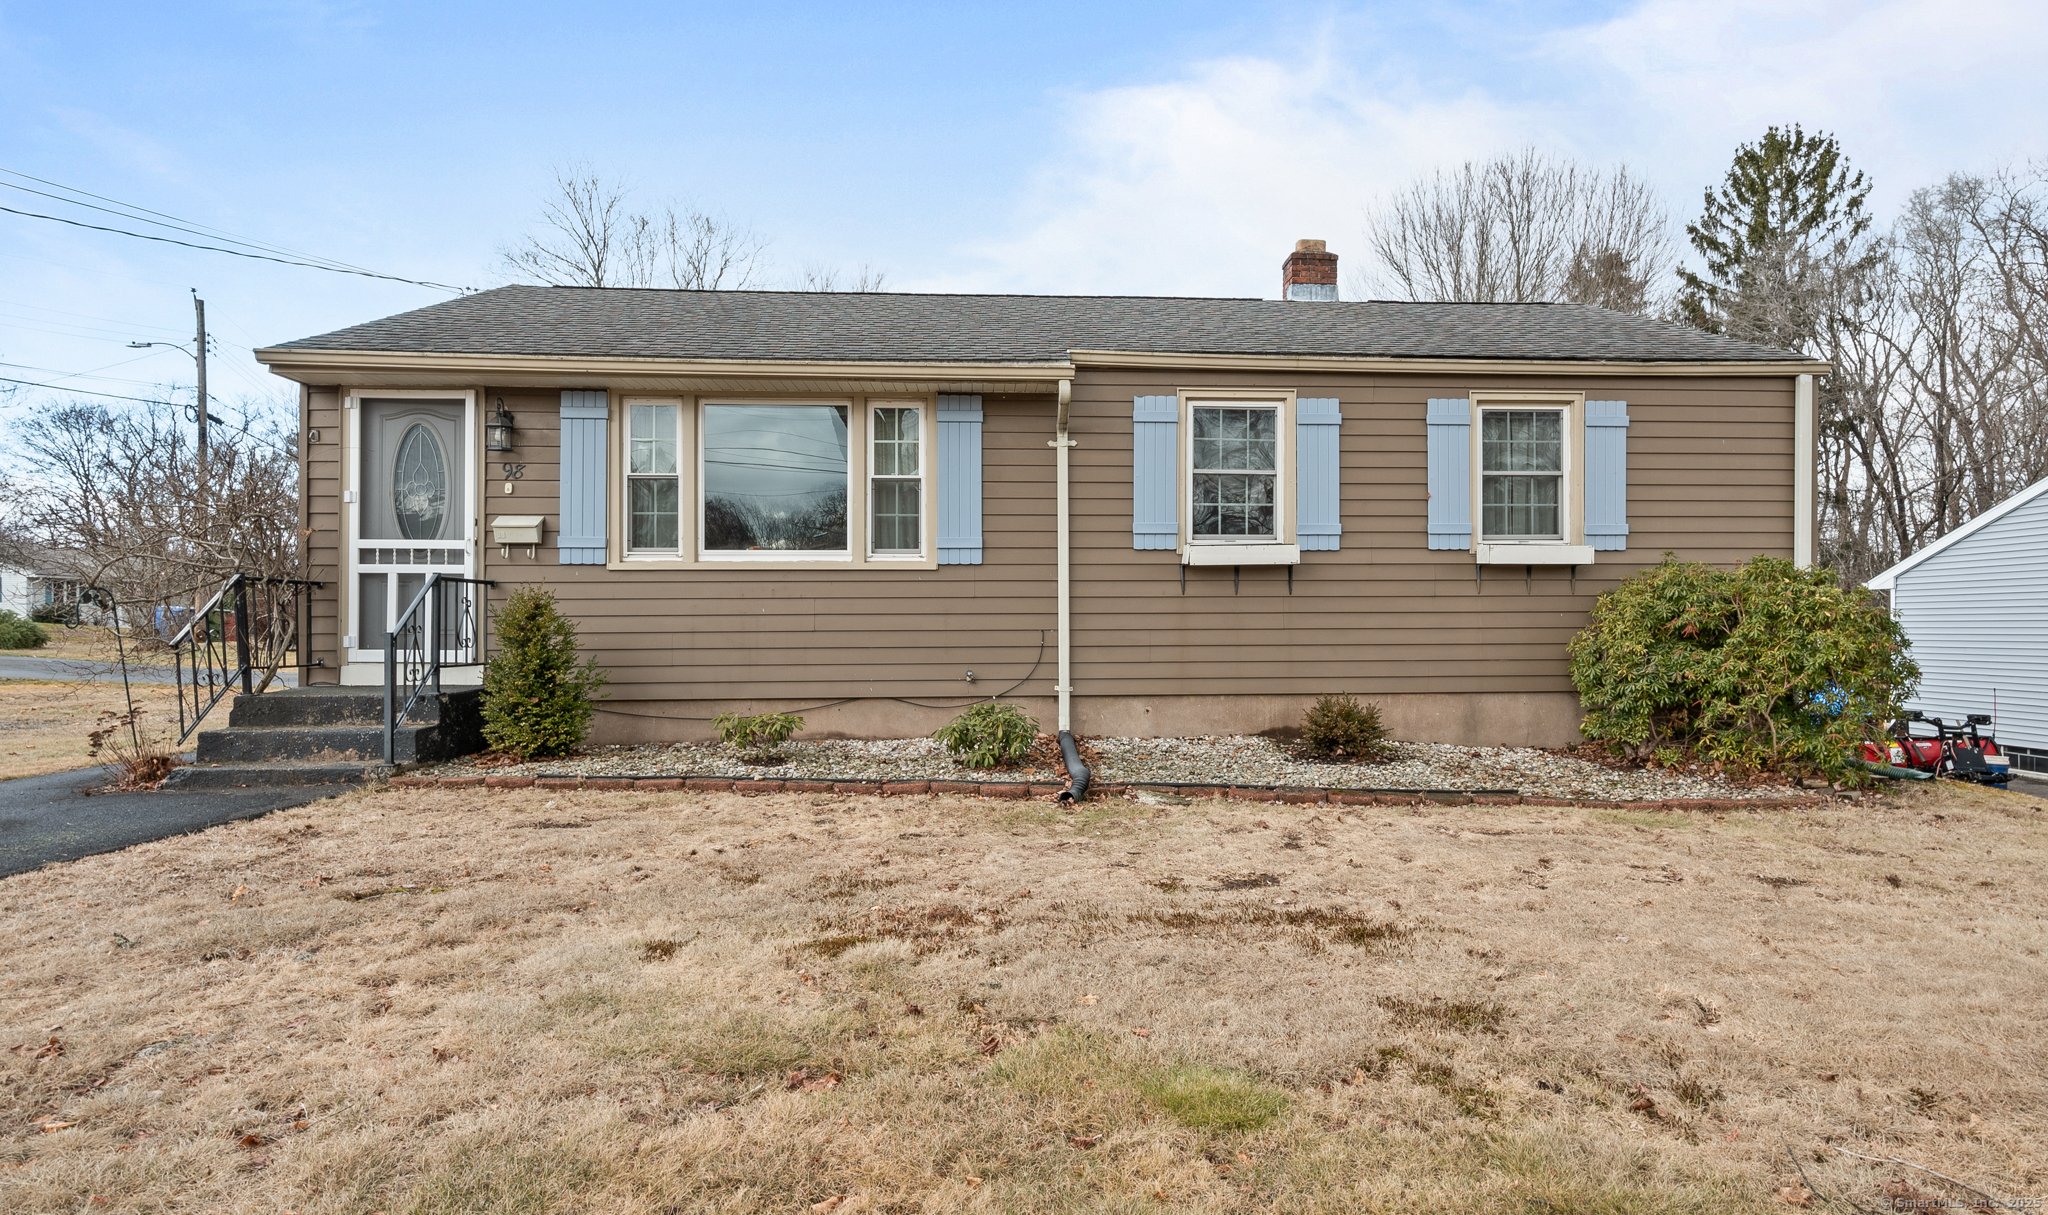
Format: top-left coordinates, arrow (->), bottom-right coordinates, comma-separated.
228,686 -> 471,728
196,724 -> 437,764
194,687 -> 485,769
162,761 -> 393,789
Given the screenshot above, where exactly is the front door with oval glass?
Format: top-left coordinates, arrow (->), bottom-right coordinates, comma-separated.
354,398 -> 471,658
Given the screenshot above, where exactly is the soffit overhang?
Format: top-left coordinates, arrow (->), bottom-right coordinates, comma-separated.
255,345 -> 1831,393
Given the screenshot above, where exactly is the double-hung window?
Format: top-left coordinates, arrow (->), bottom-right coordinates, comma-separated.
1481,409 -> 1564,540
627,403 -> 681,551
869,405 -> 921,555
1190,404 -> 1279,540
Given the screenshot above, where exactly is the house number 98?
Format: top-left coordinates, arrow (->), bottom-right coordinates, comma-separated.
501,463 -> 526,480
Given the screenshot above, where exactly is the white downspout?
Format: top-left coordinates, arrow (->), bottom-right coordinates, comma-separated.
1794,373 -> 1816,568
1053,379 -> 1075,732
1050,378 -> 1090,803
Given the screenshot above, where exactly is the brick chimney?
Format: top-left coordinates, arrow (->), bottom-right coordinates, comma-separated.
1282,239 -> 1338,301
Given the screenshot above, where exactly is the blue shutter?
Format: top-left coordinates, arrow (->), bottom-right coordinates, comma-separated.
1425,398 -> 1472,550
936,394 -> 983,564
1132,395 -> 1178,550
557,390 -> 608,564
1296,397 -> 1342,551
1584,400 -> 1629,551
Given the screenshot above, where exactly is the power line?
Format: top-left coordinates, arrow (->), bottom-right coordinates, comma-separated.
0,375 -> 295,457
0,202 -> 469,292
0,171 -> 385,277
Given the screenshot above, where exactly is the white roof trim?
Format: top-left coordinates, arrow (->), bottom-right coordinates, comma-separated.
1865,475 -> 2048,590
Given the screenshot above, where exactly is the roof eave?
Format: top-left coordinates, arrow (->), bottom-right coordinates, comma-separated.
1068,349 -> 1831,376
253,346 -> 1080,395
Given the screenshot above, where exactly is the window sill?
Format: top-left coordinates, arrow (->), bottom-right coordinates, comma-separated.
1181,544 -> 1300,566
1475,542 -> 1594,565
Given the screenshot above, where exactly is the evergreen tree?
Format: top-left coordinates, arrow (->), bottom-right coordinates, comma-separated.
1677,125 -> 1874,348
481,587 -> 607,758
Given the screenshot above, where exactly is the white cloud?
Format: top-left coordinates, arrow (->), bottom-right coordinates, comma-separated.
1547,0 -> 2048,207
923,47 -> 1540,298
918,1 -> 2048,299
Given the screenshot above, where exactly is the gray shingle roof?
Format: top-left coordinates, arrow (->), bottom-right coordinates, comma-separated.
267,285 -> 1804,364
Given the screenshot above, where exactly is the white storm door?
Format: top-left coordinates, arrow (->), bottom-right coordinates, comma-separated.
352,397 -> 474,657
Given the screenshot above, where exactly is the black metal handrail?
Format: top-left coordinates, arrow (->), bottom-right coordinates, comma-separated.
170,573 -> 323,743
385,574 -> 495,765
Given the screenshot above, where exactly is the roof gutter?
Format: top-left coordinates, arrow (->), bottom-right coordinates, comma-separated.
252,347 -> 1079,392
1067,349 -> 1832,377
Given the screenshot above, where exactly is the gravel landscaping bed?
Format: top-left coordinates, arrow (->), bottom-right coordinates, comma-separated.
416,734 -> 1795,802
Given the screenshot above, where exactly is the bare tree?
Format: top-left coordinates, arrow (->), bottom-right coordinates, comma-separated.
2,399 -> 302,639
498,165 -> 635,287
1362,150 -> 1672,312
1806,168 -> 2048,586
788,261 -> 888,292
500,165 -> 770,290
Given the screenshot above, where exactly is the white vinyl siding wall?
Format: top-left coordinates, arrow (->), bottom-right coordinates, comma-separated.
1890,489 -> 2048,763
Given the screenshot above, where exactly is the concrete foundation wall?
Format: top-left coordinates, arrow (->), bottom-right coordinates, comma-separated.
588,691 -> 1584,749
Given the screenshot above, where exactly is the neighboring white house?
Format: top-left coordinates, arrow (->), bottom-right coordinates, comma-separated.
1867,477 -> 2048,776
0,565 -> 89,621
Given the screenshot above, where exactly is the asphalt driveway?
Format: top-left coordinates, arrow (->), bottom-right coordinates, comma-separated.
0,767 -> 344,878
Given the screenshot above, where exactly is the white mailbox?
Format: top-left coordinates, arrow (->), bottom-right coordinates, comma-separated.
491,515 -> 545,557
491,515 -> 545,545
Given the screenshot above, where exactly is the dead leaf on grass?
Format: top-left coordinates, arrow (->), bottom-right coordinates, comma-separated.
811,1196 -> 846,1213
229,885 -> 249,904
34,1036 -> 63,1059
786,1069 -> 842,1093
1773,1184 -> 1814,1207
37,1119 -> 80,1133
1131,1027 -> 1152,1037
1069,1134 -> 1102,1149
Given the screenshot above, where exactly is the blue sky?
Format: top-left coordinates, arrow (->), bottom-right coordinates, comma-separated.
1,0 -> 2043,420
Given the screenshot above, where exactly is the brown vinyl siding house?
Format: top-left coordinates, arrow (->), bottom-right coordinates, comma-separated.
259,252 -> 1823,747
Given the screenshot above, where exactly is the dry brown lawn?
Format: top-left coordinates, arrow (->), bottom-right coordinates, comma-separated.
2,628 -> 175,666
0,680 -> 182,782
1,778 -> 2043,1213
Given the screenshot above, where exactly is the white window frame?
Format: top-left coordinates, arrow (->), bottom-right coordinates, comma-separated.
1469,391 -> 1592,565
605,394 -> 939,570
1177,389 -> 1298,565
866,401 -> 929,560
624,399 -> 684,554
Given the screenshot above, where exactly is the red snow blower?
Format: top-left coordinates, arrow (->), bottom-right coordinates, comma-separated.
1858,711 -> 2010,784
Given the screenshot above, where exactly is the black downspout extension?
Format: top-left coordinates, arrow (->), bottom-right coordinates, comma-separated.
1056,729 -> 1091,804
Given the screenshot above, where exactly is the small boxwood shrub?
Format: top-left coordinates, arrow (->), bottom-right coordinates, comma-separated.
713,711 -> 804,762
0,610 -> 49,649
1567,555 -> 1916,784
481,587 -> 608,759
1300,693 -> 1393,762
934,702 -> 1038,768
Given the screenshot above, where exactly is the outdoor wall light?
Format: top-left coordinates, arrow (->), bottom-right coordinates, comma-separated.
484,398 -> 516,452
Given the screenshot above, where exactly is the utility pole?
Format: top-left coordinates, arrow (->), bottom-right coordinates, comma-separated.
193,290 -> 208,464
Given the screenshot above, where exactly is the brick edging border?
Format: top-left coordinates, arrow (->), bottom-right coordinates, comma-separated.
382,773 -> 1828,812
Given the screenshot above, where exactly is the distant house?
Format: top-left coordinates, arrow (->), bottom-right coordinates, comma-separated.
0,564 -> 84,619
1867,477 -> 2048,775
255,240 -> 1826,748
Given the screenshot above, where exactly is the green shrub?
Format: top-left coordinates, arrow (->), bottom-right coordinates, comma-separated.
934,702 -> 1038,768
1567,555 -> 1916,784
712,711 -> 803,761
1300,693 -> 1393,761
29,603 -> 75,626
481,587 -> 608,759
0,610 -> 49,649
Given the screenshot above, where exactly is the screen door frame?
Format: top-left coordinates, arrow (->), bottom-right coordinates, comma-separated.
341,388 -> 478,672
